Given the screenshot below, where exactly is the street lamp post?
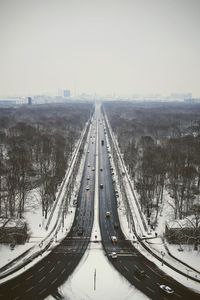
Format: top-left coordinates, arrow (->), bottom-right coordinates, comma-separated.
161,251 -> 165,266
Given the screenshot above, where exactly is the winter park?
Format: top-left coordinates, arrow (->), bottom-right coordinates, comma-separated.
0,1 -> 200,299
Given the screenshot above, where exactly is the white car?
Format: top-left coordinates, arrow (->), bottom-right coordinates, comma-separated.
86,186 -> 90,191
159,285 -> 174,294
73,199 -> 77,206
111,252 -> 117,259
106,211 -> 110,217
111,236 -> 117,243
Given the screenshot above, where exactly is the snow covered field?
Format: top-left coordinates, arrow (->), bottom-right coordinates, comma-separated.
46,243 -> 149,300
0,122 -> 90,274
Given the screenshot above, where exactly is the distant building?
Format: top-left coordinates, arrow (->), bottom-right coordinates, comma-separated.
63,90 -> 70,98
170,93 -> 192,100
0,99 -> 17,106
184,98 -> 200,103
0,218 -> 28,244
28,97 -> 32,105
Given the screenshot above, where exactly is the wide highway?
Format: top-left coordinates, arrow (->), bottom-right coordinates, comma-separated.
98,107 -> 200,300
0,115 -> 97,300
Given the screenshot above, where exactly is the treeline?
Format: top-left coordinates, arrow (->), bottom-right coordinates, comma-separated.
104,101 -> 200,225
0,102 -> 94,219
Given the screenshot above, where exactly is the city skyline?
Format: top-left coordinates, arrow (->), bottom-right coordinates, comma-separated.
0,0 -> 200,98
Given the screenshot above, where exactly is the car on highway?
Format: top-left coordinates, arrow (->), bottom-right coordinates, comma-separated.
100,168 -> 103,171
87,176 -> 90,180
106,211 -> 110,217
73,199 -> 77,206
92,167 -> 95,171
114,222 -> 119,229
159,285 -> 174,294
111,252 -> 117,259
88,164 -> 90,167
111,236 -> 117,244
86,186 -> 90,190
100,184 -> 103,189
77,226 -> 84,236
135,269 -> 145,279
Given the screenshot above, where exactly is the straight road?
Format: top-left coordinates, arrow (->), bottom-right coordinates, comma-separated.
0,117 -> 97,300
98,107 -> 200,300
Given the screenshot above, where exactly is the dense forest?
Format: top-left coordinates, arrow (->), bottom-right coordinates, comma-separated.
0,102 -> 94,219
104,101 -> 200,247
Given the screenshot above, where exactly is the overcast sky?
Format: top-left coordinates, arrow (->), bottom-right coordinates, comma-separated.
0,0 -> 200,97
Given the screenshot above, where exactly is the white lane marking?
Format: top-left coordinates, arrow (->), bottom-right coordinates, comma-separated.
123,266 -> 129,272
39,276 -> 46,283
144,264 -> 159,276
11,284 -> 20,290
133,275 -> 140,282
50,266 -> 55,273
25,286 -> 34,293
25,274 -> 33,281
146,286 -> 155,293
52,278 -> 57,284
38,266 -> 45,272
174,293 -> 182,298
39,288 -> 46,295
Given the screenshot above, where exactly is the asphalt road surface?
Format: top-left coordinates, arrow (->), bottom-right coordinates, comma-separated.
0,120 -> 97,300
98,109 -> 200,300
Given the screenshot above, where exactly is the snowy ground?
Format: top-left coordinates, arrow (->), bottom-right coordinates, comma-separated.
155,190 -> 200,272
46,116 -> 148,300
1,110 -> 200,297
0,122 -> 90,275
46,243 -> 149,300
104,115 -> 200,292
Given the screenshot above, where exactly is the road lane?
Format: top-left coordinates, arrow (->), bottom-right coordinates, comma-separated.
98,107 -> 200,300
0,114 -> 97,300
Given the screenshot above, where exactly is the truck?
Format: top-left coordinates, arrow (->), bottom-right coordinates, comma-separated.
101,140 -> 104,146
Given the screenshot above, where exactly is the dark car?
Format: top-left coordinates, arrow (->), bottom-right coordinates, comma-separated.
114,222 -> 119,229
135,269 -> 145,279
77,227 -> 83,236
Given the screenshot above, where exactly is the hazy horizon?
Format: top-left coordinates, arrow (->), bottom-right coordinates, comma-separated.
0,0 -> 200,98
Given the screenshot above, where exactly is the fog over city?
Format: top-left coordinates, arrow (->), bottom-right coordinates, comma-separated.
0,0 -> 200,97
